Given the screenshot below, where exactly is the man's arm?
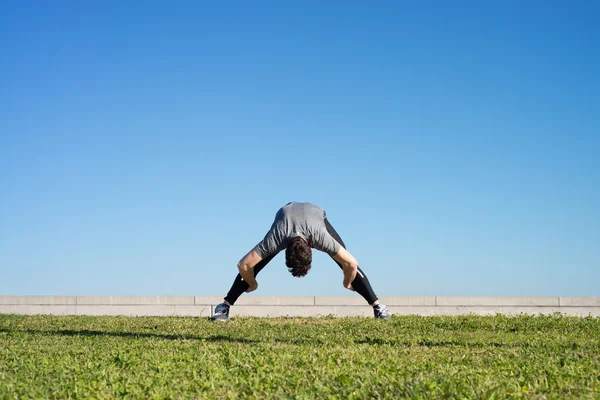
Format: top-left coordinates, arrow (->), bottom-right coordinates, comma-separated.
241,218 -> 285,293
333,247 -> 358,290
237,249 -> 263,292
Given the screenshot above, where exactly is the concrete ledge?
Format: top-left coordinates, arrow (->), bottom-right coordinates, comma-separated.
315,296 -> 435,306
0,296 -> 77,305
388,306 -> 438,316
0,305 -> 77,315
381,296 -> 436,306
0,297 -> 599,317
196,296 -> 314,306
436,297 -> 560,306
559,297 -> 600,306
174,305 -> 212,317
230,306 -> 374,317
74,305 -> 210,317
77,296 -> 195,305
314,296 -> 365,306
194,296 -> 228,306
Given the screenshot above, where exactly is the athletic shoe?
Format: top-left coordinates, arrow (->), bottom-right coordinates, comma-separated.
373,304 -> 391,320
210,303 -> 230,322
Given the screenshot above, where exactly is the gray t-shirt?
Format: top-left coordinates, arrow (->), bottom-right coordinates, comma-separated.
254,202 -> 342,258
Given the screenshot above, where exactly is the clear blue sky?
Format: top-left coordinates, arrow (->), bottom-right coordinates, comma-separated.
1,1 -> 598,297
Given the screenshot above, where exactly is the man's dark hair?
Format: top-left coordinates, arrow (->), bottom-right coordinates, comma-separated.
285,237 -> 312,277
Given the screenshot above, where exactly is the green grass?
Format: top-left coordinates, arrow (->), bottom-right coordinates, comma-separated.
1,314 -> 599,399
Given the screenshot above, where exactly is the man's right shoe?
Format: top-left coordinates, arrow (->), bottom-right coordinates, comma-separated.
373,304 -> 391,320
210,303 -> 230,322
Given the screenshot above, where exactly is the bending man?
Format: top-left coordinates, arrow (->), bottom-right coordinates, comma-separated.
210,202 -> 391,321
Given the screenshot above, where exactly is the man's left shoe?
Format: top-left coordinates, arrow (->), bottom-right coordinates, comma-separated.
373,304 -> 391,320
210,303 -> 230,322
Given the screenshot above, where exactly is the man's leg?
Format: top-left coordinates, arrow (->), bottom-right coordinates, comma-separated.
324,218 -> 379,305
223,254 -> 276,305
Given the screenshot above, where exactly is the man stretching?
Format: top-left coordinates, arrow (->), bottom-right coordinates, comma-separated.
210,202 -> 391,321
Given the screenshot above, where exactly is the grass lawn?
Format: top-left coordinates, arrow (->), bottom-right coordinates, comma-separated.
1,313 -> 599,399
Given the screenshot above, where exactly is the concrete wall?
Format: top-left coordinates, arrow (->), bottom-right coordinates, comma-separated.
1,296 -> 599,317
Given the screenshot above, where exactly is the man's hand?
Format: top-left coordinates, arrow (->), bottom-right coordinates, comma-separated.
333,247 -> 359,291
246,282 -> 258,293
238,249 -> 263,293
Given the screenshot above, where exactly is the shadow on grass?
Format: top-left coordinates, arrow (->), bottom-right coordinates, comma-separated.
356,337 -> 590,350
0,328 -> 517,348
0,328 -> 260,344
0,328 -> 329,345
2,328 -> 589,350
357,337 -> 507,347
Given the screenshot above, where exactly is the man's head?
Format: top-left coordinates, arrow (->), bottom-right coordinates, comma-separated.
285,237 -> 312,277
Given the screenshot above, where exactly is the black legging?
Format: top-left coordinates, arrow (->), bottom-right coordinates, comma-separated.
224,218 -> 379,305
323,219 -> 379,305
